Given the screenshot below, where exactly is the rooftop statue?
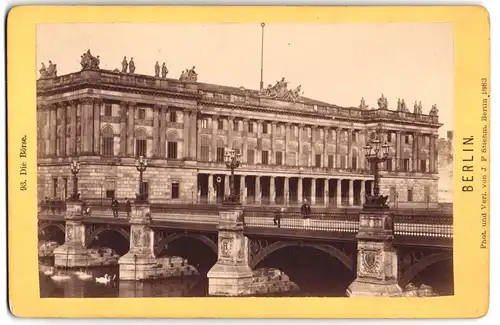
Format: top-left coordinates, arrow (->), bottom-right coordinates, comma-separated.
359,97 -> 368,110
377,94 -> 388,110
397,98 -> 402,111
259,77 -> 301,102
180,66 -> 198,82
39,62 -> 48,79
129,58 -> 136,74
122,56 -> 128,73
39,61 -> 58,79
155,61 -> 160,77
413,100 -> 423,114
429,104 -> 439,116
80,49 -> 100,70
161,62 -> 168,78
401,99 -> 408,112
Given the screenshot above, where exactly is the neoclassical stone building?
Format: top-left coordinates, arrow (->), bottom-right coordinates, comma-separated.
37,51 -> 441,208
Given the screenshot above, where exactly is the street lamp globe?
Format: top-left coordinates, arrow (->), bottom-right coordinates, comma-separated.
382,142 -> 390,157
363,136 -> 392,209
363,144 -> 372,157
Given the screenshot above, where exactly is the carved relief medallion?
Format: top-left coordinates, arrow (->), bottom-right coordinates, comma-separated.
360,249 -> 382,278
220,237 -> 233,258
132,229 -> 141,246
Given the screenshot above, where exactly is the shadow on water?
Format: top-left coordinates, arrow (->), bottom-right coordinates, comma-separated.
256,246 -> 355,297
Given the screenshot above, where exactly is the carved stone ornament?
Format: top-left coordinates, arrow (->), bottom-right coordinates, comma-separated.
259,77 -> 302,103
180,66 -> 198,82
39,61 -> 58,79
132,229 -> 141,246
80,49 -> 100,70
66,225 -> 73,241
220,237 -> 234,258
429,104 -> 439,116
377,94 -> 388,110
360,249 -> 382,278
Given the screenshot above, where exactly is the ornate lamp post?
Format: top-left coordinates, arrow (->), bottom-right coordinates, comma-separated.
69,159 -> 80,201
363,138 -> 391,209
224,148 -> 242,204
135,156 -> 148,202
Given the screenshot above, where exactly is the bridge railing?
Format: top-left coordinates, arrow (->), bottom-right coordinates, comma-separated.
243,210 -> 359,233
394,214 -> 453,238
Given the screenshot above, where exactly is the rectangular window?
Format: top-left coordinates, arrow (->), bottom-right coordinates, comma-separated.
169,111 -> 177,123
218,120 -> 224,130
247,149 -> 255,165
407,189 -> 413,202
390,186 -> 397,203
233,121 -> 239,132
104,104 -> 112,117
138,108 -> 146,120
52,178 -> 58,197
167,141 -> 177,159
315,154 -> 321,167
386,159 -> 393,171
171,182 -> 179,199
262,150 -> 269,165
352,132 -> 357,142
275,151 -> 283,166
102,137 -> 114,156
420,159 -> 427,172
387,133 -> 392,142
402,158 -> 410,172
405,135 -> 410,144
201,145 -> 209,162
201,118 -> 208,129
217,147 -> 225,163
248,122 -> 254,133
262,122 -> 268,134
63,177 -> 68,200
352,156 -> 357,169
136,139 -> 147,157
328,155 -> 334,168
140,181 -> 149,199
106,190 -> 115,199
340,155 -> 346,169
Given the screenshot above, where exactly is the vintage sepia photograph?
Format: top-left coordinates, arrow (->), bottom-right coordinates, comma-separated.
36,22 -> 454,298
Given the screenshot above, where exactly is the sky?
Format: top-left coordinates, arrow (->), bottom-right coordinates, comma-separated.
37,23 -> 454,137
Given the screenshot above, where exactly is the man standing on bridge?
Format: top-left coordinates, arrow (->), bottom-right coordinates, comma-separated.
111,197 -> 119,218
274,207 -> 284,228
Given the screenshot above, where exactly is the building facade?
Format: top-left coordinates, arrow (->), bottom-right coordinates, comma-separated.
37,52 -> 442,208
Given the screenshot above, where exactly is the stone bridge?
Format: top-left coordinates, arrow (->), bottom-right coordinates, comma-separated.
38,200 -> 453,297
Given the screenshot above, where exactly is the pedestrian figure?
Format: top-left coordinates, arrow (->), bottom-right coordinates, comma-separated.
274,207 -> 284,228
111,196 -> 119,218
126,198 -> 131,219
301,199 -> 311,219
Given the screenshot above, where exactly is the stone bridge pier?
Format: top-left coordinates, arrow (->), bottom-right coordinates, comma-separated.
53,200 -> 89,268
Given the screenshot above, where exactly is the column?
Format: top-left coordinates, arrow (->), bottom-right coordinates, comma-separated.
240,175 -> 246,204
270,176 -> 275,204
335,128 -> 341,168
360,180 -> 365,206
60,103 -> 67,156
284,177 -> 290,205
311,178 -> 316,205
271,122 -> 277,165
119,101 -> 127,156
324,179 -> 329,206
49,103 -> 57,156
228,117 -> 234,150
298,177 -> 303,203
412,132 -> 420,172
211,116 -> 218,162
208,174 -> 214,203
323,128 -> 329,167
224,175 -> 230,197
256,120 -> 262,164
53,201 -> 88,268
118,202 -> 157,281
152,105 -> 159,157
82,98 -> 95,155
347,209 -> 402,297
183,110 -> 190,159
297,124 -> 303,166
310,126 -> 315,167
127,102 -> 136,156
284,123 -> 290,165
359,130 -> 366,171
197,119 -> 202,161
190,110 -> 198,160
242,119 -> 249,163
207,206 -> 253,296
70,101 -> 77,156
347,128 -> 353,169
255,176 -> 261,204
395,131 -> 402,171
93,98 -> 101,155
348,179 -> 354,206
430,134 -> 438,173
159,106 -> 167,157
336,179 -> 342,206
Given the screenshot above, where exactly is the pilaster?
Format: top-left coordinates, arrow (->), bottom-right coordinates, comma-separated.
119,101 -> 127,156
190,110 -> 198,160
336,179 -> 342,207
183,110 -> 190,159
126,102 -> 136,156
311,178 -> 316,205
298,177 -> 303,203
49,103 -> 57,156
152,105 -> 160,157
93,98 -> 101,155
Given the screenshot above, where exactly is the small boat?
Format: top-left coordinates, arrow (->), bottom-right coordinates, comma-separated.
50,273 -> 71,281
95,274 -> 116,284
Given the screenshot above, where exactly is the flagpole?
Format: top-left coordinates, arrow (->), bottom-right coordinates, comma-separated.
260,22 -> 265,90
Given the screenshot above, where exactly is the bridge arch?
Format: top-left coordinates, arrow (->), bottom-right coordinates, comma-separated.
154,233 -> 217,256
250,241 -> 354,271
39,223 -> 66,243
85,227 -> 130,248
39,223 -> 65,236
399,251 -> 453,288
